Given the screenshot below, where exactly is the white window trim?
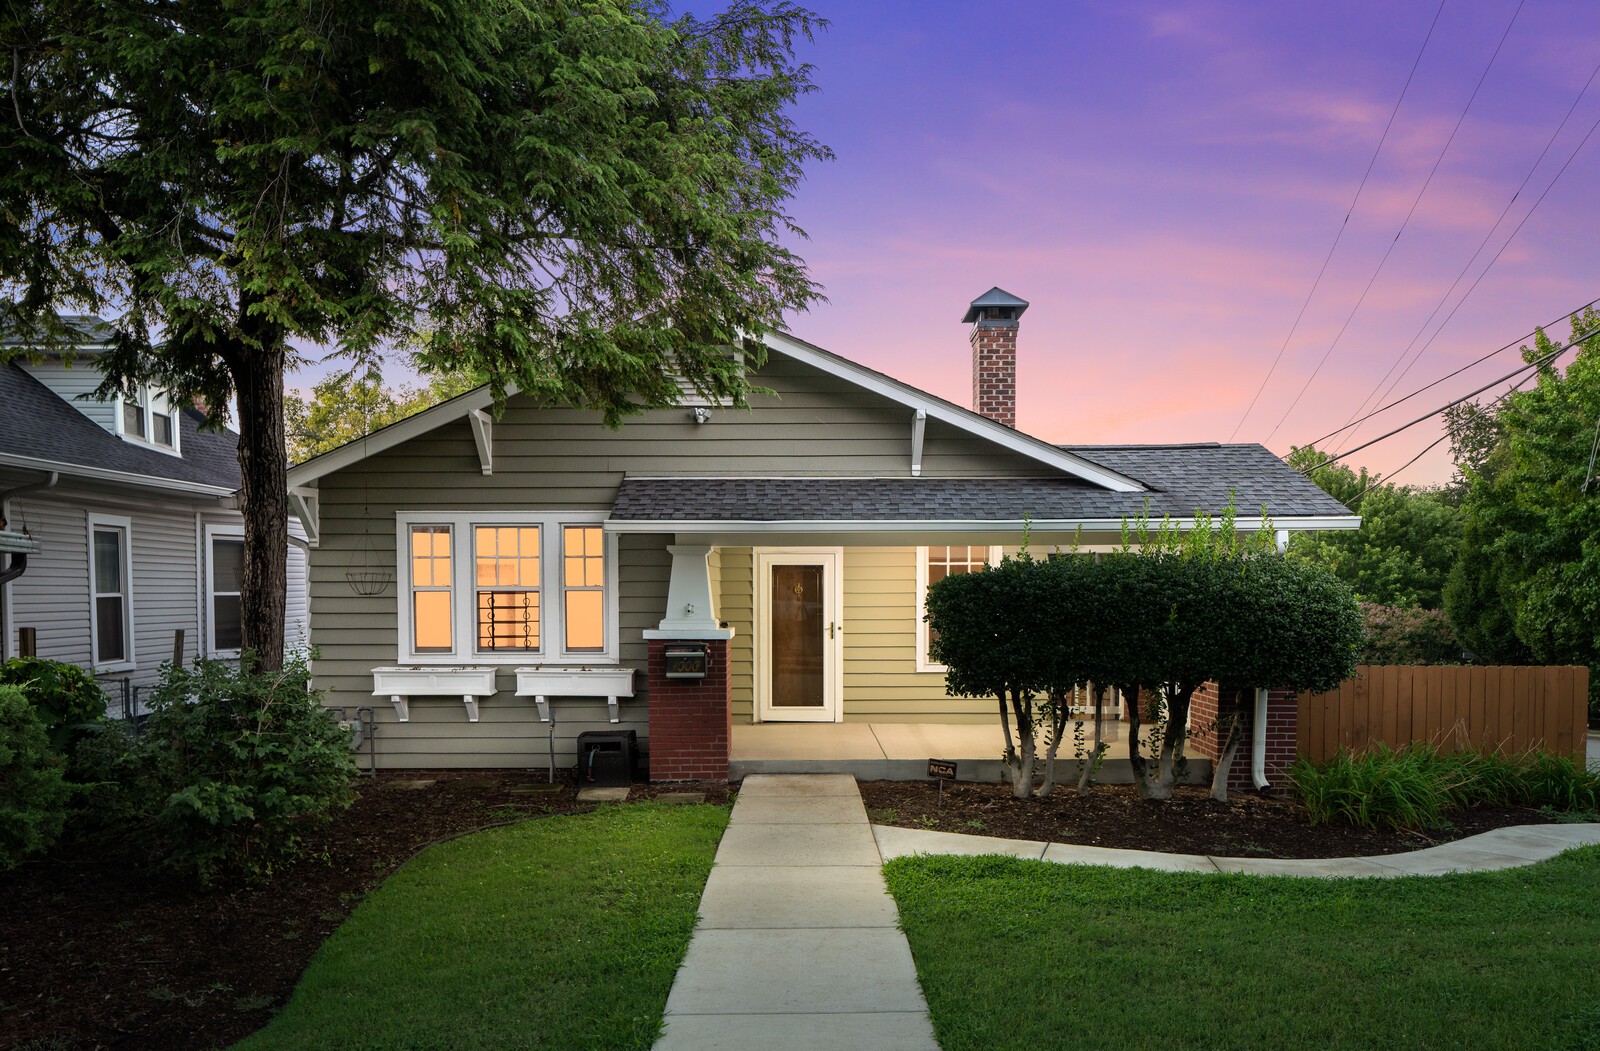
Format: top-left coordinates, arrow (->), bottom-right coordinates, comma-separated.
203,524 -> 245,658
112,385 -> 182,456
87,513 -> 136,672
394,511 -> 619,665
914,544 -> 1001,674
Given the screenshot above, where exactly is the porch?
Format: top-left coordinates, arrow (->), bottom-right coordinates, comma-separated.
728,720 -> 1214,785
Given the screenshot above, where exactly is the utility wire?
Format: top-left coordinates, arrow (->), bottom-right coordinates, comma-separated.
1227,0 -> 1447,442
1332,50 -> 1600,449
1583,410 -> 1600,492
1298,296 -> 1600,449
1264,0 -> 1526,446
1297,321 -> 1598,476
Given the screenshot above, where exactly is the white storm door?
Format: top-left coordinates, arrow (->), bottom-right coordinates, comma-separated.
754,548 -> 843,723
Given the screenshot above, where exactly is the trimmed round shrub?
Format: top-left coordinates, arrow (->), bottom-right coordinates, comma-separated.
0,684 -> 73,869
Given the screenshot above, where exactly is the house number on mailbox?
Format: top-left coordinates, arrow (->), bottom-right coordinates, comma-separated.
663,644 -> 708,679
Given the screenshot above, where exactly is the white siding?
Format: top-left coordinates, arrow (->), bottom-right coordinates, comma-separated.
16,360 -> 117,433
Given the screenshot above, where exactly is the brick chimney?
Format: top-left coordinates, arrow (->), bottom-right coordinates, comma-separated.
963,287 -> 1028,428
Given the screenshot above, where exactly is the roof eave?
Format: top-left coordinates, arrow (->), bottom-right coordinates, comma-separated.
0,452 -> 238,498
605,514 -> 1362,534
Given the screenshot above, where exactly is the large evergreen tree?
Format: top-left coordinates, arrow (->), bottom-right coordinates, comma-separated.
1,0 -> 828,670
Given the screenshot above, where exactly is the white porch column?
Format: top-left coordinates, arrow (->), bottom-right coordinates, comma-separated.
643,544 -> 735,640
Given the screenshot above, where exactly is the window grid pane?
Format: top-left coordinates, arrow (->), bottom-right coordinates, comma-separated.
476,526 -> 541,651
410,526 -> 453,652
477,590 -> 540,650
924,546 -> 991,662
562,526 -> 605,651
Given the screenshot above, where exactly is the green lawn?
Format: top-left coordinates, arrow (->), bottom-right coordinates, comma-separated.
884,847 -> 1600,1051
238,803 -> 729,1051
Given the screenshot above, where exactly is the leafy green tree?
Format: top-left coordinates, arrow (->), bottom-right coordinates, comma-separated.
2,0 -> 828,670
286,364 -> 484,463
1285,445 -> 1461,608
1445,310 -> 1600,715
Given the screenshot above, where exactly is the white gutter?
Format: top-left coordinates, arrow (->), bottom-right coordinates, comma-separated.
0,452 -> 236,499
604,515 -> 1363,534
1252,687 -> 1271,793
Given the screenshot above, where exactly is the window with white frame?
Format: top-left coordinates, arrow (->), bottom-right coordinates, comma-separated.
205,528 -> 245,655
88,516 -> 134,669
398,513 -> 615,663
115,385 -> 180,452
915,545 -> 1000,672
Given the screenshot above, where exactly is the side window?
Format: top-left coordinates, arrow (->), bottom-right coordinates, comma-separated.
410,525 -> 454,652
90,520 -> 133,668
208,534 -> 245,653
916,545 -> 997,671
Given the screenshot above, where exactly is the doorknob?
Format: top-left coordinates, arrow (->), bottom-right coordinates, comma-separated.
830,621 -> 839,640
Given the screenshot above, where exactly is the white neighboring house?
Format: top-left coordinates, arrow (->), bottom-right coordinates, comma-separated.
0,316 -> 309,716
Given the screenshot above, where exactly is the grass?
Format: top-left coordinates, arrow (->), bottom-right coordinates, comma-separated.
237,803 -> 729,1051
885,847 -> 1600,1051
1293,743 -> 1600,831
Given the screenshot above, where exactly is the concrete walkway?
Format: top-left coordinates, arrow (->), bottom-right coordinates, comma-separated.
654,774 -> 939,1051
875,821 -> 1600,877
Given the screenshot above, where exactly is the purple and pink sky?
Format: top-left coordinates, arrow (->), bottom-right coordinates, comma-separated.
292,1 -> 1600,486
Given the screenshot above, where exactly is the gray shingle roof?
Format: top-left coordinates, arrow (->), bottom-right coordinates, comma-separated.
0,363 -> 241,490
609,444 -> 1351,523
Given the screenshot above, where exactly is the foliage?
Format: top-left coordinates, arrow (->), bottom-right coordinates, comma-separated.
286,363 -> 485,462
238,804 -> 728,1050
0,685 -> 72,869
1286,445 -> 1462,608
114,655 -> 356,886
1444,310 -> 1600,718
1292,742 -> 1600,831
0,656 -> 109,757
1,0 -> 830,671
1357,603 -> 1460,664
884,846 -> 1600,1050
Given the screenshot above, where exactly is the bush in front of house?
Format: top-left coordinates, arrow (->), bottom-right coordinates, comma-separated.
1358,603 -> 1460,665
1292,742 -> 1600,831
0,684 -> 73,870
0,656 -> 109,757
120,654 -> 357,886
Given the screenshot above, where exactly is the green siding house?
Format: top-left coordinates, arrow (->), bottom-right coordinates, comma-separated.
286,289 -> 1357,779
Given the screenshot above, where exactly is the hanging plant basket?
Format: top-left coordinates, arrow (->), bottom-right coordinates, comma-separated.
345,503 -> 393,597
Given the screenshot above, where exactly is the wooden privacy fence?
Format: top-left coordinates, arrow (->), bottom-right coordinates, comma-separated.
1297,665 -> 1590,764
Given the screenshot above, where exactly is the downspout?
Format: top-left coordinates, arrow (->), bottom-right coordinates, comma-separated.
1252,687 -> 1271,793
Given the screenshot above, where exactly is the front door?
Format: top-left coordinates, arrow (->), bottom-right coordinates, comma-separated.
755,548 -> 843,722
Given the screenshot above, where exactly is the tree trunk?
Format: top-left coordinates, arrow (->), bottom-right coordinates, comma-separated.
1009,688 -> 1036,799
1037,689 -> 1070,798
1210,684 -> 1247,802
1151,684 -> 1195,801
1124,684 -> 1154,799
232,340 -> 289,673
1077,683 -> 1106,797
995,690 -> 1017,789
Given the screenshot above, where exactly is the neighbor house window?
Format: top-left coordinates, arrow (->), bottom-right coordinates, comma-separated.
88,516 -> 134,669
915,545 -> 1000,673
206,529 -> 245,654
397,513 -> 614,663
115,386 -> 180,452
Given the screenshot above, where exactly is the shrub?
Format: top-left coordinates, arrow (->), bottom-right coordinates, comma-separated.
0,656 -> 109,756
1293,742 -> 1600,831
1358,603 -> 1460,665
128,654 -> 357,886
0,685 -> 73,869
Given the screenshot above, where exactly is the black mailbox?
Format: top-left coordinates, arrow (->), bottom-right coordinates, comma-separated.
663,643 -> 709,679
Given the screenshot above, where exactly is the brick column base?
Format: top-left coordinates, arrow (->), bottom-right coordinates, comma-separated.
645,638 -> 732,781
1189,682 -> 1298,793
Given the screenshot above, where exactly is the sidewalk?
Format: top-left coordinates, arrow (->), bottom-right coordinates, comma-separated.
654,774 -> 939,1051
873,820 -> 1600,877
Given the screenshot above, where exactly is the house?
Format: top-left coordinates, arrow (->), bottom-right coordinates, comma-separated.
0,317 -> 309,715
284,289 -> 1358,783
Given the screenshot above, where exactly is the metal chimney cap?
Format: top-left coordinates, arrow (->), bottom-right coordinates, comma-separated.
961,286 -> 1030,325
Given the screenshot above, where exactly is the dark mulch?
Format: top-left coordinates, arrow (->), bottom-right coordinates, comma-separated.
857,779 -> 1556,860
0,771 -> 730,1051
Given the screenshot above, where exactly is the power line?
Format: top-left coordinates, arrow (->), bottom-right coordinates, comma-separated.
1331,50 -> 1600,449
1297,320 -> 1598,476
1263,0 -> 1527,446
1227,0 -> 1447,442
1298,296 -> 1600,450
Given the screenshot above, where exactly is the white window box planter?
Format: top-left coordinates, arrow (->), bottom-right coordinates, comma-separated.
371,666 -> 497,723
515,667 -> 637,724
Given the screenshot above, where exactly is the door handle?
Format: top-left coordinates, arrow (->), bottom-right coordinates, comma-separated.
830,621 -> 840,640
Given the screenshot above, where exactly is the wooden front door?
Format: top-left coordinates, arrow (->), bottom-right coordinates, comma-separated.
755,549 -> 842,722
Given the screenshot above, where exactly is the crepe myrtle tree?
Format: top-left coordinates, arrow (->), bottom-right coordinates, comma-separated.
1208,555 -> 1362,801
1,0 -> 829,671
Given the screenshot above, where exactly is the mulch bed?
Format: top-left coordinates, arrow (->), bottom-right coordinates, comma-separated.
0,771 -> 730,1051
857,778 -> 1555,860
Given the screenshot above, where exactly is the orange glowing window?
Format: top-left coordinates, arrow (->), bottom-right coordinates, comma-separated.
475,526 -> 541,651
409,525 -> 453,651
562,525 -> 605,652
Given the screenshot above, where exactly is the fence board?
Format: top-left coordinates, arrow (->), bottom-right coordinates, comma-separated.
1296,665 -> 1588,763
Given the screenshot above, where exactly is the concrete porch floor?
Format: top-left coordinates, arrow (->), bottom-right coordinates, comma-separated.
729,720 -> 1211,784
